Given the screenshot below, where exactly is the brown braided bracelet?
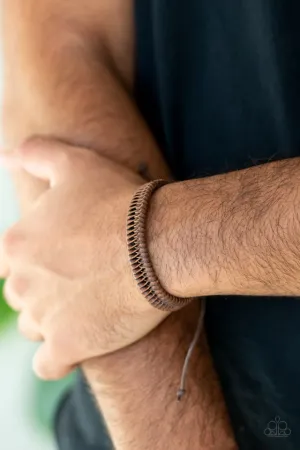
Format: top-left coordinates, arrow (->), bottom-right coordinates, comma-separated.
127,180 -> 193,312
127,180 -> 206,400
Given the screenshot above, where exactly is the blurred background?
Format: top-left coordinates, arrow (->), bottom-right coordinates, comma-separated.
0,54 -> 73,450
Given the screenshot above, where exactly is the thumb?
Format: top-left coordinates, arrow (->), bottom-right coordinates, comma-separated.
33,343 -> 74,381
0,138 -> 73,187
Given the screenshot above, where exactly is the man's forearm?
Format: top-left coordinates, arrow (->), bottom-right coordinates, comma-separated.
148,158 -> 300,298
83,302 -> 236,450
2,0 -> 169,211
2,2 -> 234,447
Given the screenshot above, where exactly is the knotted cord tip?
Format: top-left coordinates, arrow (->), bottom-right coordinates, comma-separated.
177,388 -> 186,401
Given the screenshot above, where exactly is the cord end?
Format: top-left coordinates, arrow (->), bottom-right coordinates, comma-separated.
177,388 -> 186,401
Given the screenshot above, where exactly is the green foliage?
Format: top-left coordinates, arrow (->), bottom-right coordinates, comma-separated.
0,279 -> 15,329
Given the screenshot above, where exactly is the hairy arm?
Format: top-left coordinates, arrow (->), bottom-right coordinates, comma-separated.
148,158 -> 300,298
2,0 -> 169,210
84,303 -> 236,450
1,1 -> 235,448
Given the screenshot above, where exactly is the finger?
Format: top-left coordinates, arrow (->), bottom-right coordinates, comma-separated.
0,138 -> 75,187
18,311 -> 43,341
3,271 -> 32,312
33,343 -> 74,381
3,276 -> 23,311
0,151 -> 22,170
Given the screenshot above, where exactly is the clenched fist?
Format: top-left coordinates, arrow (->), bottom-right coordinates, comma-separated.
0,139 -> 168,380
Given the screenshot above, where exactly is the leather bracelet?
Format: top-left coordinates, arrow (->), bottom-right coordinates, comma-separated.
127,180 -> 193,312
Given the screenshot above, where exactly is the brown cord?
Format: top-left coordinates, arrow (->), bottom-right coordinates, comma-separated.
127,180 -> 193,312
177,298 -> 206,401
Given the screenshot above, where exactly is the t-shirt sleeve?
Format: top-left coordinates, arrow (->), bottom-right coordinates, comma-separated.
54,371 -> 113,450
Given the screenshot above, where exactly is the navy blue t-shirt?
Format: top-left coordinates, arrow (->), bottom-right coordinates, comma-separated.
55,1 -> 300,449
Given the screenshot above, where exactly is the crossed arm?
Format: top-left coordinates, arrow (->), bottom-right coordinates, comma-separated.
1,1 -> 236,449
4,0 -> 300,449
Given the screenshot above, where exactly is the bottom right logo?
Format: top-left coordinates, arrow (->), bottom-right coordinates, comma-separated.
264,416 -> 291,438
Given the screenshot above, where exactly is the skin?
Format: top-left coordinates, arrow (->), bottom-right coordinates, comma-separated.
148,158 -> 300,298
1,0 -> 170,210
5,0 -> 300,448
0,1 -> 236,449
1,141 -> 169,375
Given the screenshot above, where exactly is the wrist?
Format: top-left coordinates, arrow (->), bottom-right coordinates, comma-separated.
147,181 -> 227,298
146,182 -> 197,297
83,302 -> 236,450
83,301 -> 200,388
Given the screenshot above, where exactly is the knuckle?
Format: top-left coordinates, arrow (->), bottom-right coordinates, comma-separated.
3,275 -> 28,311
19,136 -> 47,156
2,227 -> 24,258
9,274 -> 28,297
20,135 -> 57,151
